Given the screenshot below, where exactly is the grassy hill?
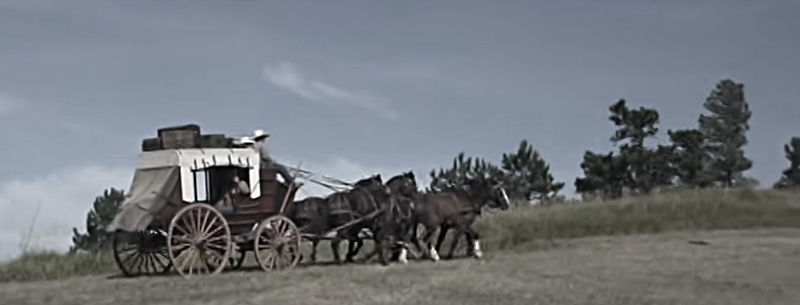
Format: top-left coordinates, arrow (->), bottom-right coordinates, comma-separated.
2,188 -> 799,283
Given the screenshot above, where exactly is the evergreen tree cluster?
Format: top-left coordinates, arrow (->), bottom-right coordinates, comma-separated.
427,140 -> 565,204
70,188 -> 125,253
429,79 -> 796,200
71,78 -> 798,252
574,79 -> 757,199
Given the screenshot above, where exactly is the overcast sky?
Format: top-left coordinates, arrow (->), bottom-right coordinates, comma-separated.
1,0 -> 798,261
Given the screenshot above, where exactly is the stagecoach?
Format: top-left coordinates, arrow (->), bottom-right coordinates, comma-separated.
107,124 -> 505,278
107,146 -> 304,278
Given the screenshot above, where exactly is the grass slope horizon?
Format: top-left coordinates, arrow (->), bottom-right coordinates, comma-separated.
2,188 -> 800,283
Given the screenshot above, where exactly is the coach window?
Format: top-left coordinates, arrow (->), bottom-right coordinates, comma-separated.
192,169 -> 210,203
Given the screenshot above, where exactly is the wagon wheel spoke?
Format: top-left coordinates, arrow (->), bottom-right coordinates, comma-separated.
169,242 -> 191,253
199,213 -> 219,238
262,250 -> 276,270
197,208 -> 206,234
143,248 -> 171,274
205,235 -> 229,244
117,245 -> 140,253
121,252 -> 143,274
199,251 -> 214,273
174,224 -> 191,237
113,230 -> 171,277
254,215 -> 301,272
174,247 -> 193,272
144,254 -> 158,274
152,250 -> 172,272
168,204 -> 231,278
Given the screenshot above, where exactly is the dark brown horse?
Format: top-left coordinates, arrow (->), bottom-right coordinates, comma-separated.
284,196 -> 329,263
383,171 -> 419,263
326,174 -> 396,265
410,176 -> 510,261
357,171 -> 420,264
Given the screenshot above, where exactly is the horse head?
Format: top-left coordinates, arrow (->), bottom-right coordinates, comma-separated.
465,176 -> 510,211
353,174 -> 393,201
354,174 -> 383,188
386,171 -> 419,198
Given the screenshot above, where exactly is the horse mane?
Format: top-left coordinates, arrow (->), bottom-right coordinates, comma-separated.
385,174 -> 405,186
353,174 -> 381,187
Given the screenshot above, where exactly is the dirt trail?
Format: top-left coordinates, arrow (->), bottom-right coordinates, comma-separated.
3,228 -> 800,305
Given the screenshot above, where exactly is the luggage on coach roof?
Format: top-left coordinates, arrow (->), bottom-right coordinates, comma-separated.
141,137 -> 162,152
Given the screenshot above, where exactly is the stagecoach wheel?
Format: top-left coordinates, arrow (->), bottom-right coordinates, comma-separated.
167,204 -> 232,278
254,215 -> 302,272
112,230 -> 172,277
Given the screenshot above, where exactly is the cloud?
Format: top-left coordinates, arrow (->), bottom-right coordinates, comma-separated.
0,92 -> 22,117
0,165 -> 132,261
0,157 -> 424,262
262,61 -> 399,120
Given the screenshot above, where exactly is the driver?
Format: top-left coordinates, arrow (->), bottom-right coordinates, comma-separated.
251,129 -> 301,187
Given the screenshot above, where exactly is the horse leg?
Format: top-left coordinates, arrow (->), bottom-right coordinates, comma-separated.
408,219 -> 424,256
420,225 -> 440,262
466,226 -> 482,258
372,227 -> 391,266
435,224 -> 451,252
396,224 -> 411,264
345,234 -> 363,263
310,238 -> 319,263
331,235 -> 343,265
445,225 -> 466,260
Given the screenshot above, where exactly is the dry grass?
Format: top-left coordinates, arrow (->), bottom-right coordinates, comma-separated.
2,228 -> 800,305
0,251 -> 116,283
1,188 -> 799,284
475,188 -> 800,252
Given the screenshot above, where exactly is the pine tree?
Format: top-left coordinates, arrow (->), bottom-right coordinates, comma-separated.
774,137 -> 800,190
70,188 -> 126,253
428,152 -> 502,193
698,79 -> 753,187
608,99 -> 673,194
667,128 -> 714,188
499,140 -> 565,201
574,151 -> 629,200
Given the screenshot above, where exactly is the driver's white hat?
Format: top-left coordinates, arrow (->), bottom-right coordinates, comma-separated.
253,129 -> 270,140
239,136 -> 255,145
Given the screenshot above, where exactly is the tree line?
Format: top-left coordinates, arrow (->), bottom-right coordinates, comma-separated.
428,79 -> 799,200
70,78 -> 800,253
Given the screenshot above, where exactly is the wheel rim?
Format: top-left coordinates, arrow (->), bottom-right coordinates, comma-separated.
254,215 -> 301,272
167,204 -> 232,277
112,229 -> 172,277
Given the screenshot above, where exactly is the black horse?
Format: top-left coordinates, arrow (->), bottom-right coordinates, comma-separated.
284,196 -> 329,263
357,171 -> 420,264
384,171 -> 419,263
326,174 -> 397,266
410,176 -> 510,261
